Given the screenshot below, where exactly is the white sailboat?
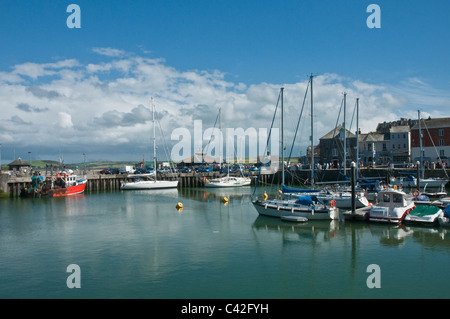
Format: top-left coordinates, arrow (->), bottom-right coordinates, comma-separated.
204,107 -> 251,188
121,100 -> 178,190
252,80 -> 338,221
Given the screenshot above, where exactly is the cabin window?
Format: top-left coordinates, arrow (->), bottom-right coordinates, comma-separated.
393,194 -> 402,203
383,194 -> 390,203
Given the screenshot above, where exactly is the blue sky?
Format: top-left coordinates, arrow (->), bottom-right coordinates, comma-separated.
0,1 -> 449,163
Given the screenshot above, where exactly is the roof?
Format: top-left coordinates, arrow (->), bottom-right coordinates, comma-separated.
320,125 -> 356,140
390,126 -> 410,133
8,157 -> 31,167
358,133 -> 385,142
411,117 -> 450,130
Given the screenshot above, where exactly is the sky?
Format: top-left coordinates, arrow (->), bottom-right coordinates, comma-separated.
0,0 -> 449,164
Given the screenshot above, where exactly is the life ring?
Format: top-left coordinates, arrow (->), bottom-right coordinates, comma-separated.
330,200 -> 336,207
412,190 -> 420,197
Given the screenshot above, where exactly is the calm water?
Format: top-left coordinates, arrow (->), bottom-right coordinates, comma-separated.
1,186 -> 450,299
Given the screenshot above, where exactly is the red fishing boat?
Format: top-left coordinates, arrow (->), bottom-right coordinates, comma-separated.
21,172 -> 87,198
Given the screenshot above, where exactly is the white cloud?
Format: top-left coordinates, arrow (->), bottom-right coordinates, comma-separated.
0,47 -> 446,163
92,47 -> 127,57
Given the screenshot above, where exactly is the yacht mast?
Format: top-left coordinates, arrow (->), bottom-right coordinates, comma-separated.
152,98 -> 157,182
343,92 -> 347,176
310,74 -> 314,187
418,110 -> 424,179
356,98 -> 359,179
281,87 -> 285,187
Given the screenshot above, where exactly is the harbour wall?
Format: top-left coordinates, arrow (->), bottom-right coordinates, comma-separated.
1,168 -> 449,198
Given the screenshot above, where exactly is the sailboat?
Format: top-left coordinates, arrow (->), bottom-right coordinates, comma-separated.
252,81 -> 338,221
204,108 -> 251,188
280,82 -> 370,209
120,100 -> 178,190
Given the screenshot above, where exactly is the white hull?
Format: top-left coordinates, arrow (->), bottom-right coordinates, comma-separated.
366,188 -> 416,224
368,204 -> 415,224
283,191 -> 369,209
204,176 -> 251,188
121,180 -> 178,190
419,178 -> 449,188
252,199 -> 338,220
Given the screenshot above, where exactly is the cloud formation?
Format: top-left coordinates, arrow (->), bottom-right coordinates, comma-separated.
0,48 -> 447,163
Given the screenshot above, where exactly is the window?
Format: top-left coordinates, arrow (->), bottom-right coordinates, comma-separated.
383,143 -> 386,151
398,144 -> 401,149
392,134 -> 395,139
383,194 -> 390,203
404,144 -> 406,149
439,139 -> 445,146
392,144 -> 395,149
393,194 -> 403,203
439,129 -> 444,137
440,150 -> 445,157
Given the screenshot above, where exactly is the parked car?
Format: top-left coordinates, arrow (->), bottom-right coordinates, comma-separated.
100,168 -> 109,174
105,168 -> 119,174
179,166 -> 192,173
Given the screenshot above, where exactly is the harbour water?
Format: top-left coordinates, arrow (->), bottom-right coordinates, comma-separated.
1,186 -> 450,299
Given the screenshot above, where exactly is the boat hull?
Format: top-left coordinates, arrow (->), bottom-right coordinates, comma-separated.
120,180 -> 178,190
21,179 -> 87,198
252,200 -> 338,220
368,203 -> 415,224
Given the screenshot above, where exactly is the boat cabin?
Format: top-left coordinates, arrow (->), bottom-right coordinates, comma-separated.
377,189 -> 409,207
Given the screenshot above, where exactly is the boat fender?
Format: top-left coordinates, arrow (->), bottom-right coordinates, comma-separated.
330,200 -> 336,207
176,202 -> 183,209
222,197 -> 229,203
263,192 -> 268,200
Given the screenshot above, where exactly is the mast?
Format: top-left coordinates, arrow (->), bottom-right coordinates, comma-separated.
356,98 -> 359,180
343,92 -> 347,177
281,87 -> 285,187
418,110 -> 424,179
152,98 -> 157,182
219,107 -> 223,170
310,74 -> 314,187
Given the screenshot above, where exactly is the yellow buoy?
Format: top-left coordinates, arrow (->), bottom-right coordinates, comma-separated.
222,197 -> 229,203
263,192 -> 268,200
176,202 -> 183,209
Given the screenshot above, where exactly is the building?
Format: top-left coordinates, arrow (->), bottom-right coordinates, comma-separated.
388,125 -> 411,164
7,158 -> 32,175
410,117 -> 450,166
358,132 -> 386,166
318,125 -> 357,166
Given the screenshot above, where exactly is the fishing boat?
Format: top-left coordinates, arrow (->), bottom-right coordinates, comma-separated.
252,80 -> 338,221
120,99 -> 178,190
21,172 -> 87,198
404,202 -> 443,226
364,188 -> 416,224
